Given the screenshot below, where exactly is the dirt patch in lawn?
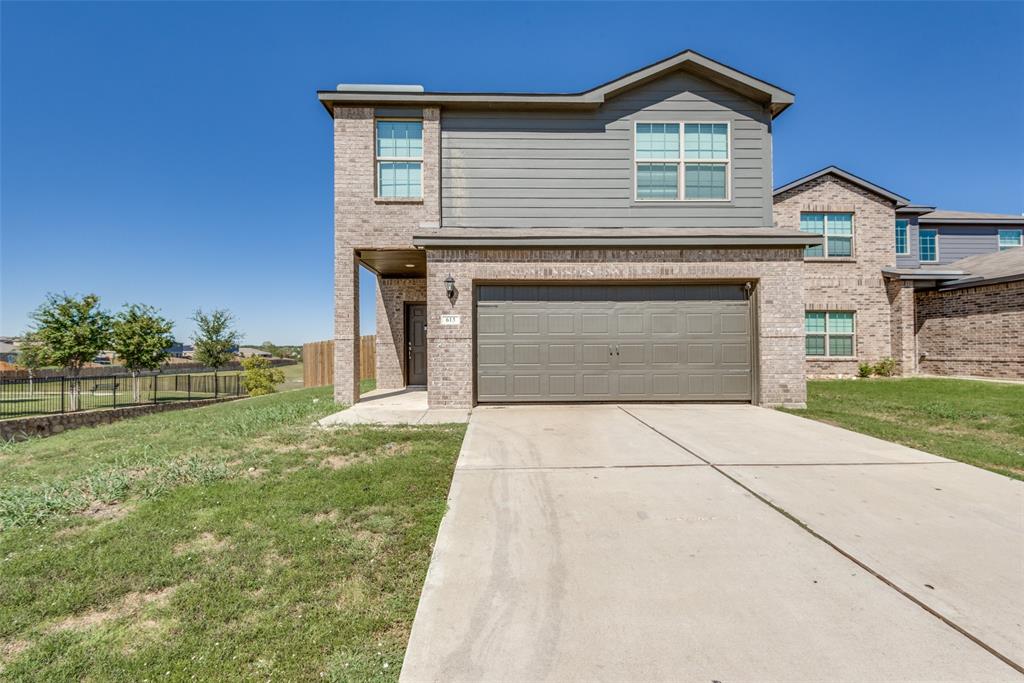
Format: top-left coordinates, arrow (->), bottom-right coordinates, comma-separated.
311,509 -> 338,523
0,638 -> 31,667
77,500 -> 131,521
50,586 -> 177,632
173,532 -> 232,557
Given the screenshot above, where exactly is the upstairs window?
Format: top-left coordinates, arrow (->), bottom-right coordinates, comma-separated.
895,219 -> 909,255
998,229 -> 1022,251
800,213 -> 853,258
919,228 -> 938,262
376,120 -> 423,198
635,122 -> 729,200
805,311 -> 856,357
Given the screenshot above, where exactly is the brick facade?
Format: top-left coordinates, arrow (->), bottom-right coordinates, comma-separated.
425,247 -> 807,409
773,174 -> 901,376
332,105 -> 440,404
376,277 -> 427,390
915,280 -> 1024,379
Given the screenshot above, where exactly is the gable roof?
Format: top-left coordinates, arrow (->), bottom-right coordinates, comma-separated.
918,209 -> 1024,225
318,49 -> 794,117
773,166 -> 910,206
937,248 -> 1024,290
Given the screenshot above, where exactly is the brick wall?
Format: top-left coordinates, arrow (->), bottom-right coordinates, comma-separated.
332,105 -> 441,403
425,247 -> 807,409
915,280 -> 1024,379
773,174 -> 900,377
376,277 -> 427,389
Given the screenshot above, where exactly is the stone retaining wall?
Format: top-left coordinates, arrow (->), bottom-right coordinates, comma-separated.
0,397 -> 243,442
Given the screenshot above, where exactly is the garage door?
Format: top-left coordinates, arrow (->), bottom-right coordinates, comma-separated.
476,284 -> 752,402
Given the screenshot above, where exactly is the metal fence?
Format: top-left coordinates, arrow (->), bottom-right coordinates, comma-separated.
0,371 -> 246,419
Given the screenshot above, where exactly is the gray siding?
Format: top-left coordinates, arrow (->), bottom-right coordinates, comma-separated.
896,216 -> 920,268
932,225 -> 1002,265
441,72 -> 772,229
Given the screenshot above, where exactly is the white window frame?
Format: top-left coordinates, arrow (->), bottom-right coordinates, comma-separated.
633,120 -> 731,202
919,228 -> 939,263
998,229 -> 1023,251
805,310 -> 857,358
895,219 -> 909,255
800,212 -> 856,259
375,118 -> 423,200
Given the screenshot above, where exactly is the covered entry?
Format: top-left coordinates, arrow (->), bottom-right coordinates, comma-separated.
476,284 -> 753,402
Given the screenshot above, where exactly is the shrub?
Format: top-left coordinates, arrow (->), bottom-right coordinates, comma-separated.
872,357 -> 898,377
241,356 -> 285,396
857,362 -> 873,378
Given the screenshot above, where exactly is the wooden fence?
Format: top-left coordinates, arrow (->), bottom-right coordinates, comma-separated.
303,337 -> 376,388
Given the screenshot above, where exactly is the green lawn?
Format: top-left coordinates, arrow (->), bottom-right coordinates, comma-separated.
0,386 -> 465,681
784,378 -> 1024,479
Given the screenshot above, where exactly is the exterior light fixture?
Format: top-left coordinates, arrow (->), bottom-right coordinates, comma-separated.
444,274 -> 456,300
405,263 -> 415,268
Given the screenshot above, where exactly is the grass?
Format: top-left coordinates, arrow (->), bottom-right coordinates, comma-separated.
0,385 -> 466,680
783,378 -> 1024,479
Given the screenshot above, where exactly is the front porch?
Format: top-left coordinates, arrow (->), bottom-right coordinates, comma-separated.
334,248 -> 429,406
319,387 -> 471,426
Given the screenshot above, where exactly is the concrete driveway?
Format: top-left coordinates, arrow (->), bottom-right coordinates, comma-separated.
400,404 -> 1024,682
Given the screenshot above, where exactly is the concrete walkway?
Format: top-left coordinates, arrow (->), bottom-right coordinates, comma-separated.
401,404 -> 1024,682
318,388 -> 470,426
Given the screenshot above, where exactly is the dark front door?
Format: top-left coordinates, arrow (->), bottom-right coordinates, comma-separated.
406,303 -> 427,385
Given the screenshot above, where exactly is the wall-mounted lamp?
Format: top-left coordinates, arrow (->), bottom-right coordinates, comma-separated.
444,274 -> 456,301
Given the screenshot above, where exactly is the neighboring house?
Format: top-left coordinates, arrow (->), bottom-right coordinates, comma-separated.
166,341 -> 193,358
238,347 -> 272,359
772,166 -> 1022,379
319,49 -> 1019,409
0,339 -> 17,364
912,249 -> 1024,379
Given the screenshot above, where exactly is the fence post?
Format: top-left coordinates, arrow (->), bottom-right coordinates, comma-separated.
152,374 -> 157,404
187,374 -> 192,401
61,376 -> 66,413
215,373 -> 219,399
113,376 -> 117,408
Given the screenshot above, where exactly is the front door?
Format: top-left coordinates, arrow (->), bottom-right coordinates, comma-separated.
406,303 -> 428,385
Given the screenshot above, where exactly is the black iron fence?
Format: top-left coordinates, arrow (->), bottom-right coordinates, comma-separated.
0,372 -> 246,419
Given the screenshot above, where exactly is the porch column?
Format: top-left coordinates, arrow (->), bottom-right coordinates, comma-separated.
887,278 -> 917,375
334,248 -> 360,404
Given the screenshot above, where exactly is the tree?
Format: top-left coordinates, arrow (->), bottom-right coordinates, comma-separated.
240,356 -> 285,396
15,332 -> 50,397
111,304 -> 175,402
191,309 -> 238,380
29,293 -> 112,410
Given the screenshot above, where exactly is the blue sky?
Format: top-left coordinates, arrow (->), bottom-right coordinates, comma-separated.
3,2 -> 1022,344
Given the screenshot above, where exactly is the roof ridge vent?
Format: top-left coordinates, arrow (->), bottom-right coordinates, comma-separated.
336,83 -> 424,93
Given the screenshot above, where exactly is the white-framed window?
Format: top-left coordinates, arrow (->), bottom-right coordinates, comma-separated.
634,121 -> 730,201
376,119 -> 423,198
805,311 -> 855,357
800,213 -> 853,258
919,228 -> 938,262
998,229 -> 1022,251
895,219 -> 909,255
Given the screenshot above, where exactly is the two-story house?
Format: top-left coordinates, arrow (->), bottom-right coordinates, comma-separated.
320,50 -> 1023,408
773,166 -> 1023,379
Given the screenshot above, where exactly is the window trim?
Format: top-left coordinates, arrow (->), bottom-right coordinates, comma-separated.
374,117 -> 424,200
805,310 -> 857,359
998,228 -> 1023,251
895,219 -> 909,256
919,228 -> 939,263
800,212 -> 856,259
633,120 -> 732,203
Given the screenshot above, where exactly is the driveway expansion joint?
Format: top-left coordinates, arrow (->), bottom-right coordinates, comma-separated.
616,405 -> 1024,676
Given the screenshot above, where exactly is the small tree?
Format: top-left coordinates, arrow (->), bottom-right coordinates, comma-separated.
240,356 -> 285,396
29,293 -> 112,410
16,332 -> 50,397
111,304 -> 175,402
191,309 -> 238,382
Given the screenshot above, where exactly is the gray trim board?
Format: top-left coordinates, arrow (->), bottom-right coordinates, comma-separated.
318,49 -> 794,117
